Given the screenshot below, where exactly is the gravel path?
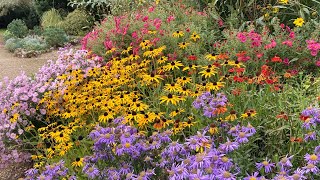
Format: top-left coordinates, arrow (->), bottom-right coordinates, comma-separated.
0,36 -> 58,80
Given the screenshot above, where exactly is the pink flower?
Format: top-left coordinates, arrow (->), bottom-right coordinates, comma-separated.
132,31 -> 138,39
283,58 -> 290,66
282,40 -> 293,47
218,19 -> 224,27
265,40 -> 277,49
167,15 -> 175,23
142,16 -> 149,22
316,60 -> 320,67
280,23 -> 285,29
237,32 -> 247,43
153,18 -> 162,29
148,6 -> 155,12
289,31 -> 295,39
104,40 -> 113,49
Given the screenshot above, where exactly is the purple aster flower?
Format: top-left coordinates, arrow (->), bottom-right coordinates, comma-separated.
315,145 -> 320,154
304,153 -> 319,164
289,168 -> 307,180
234,131 -> 251,143
189,153 -> 212,169
216,169 -> 236,180
118,163 -> 133,175
278,155 -> 293,169
256,158 -> 275,173
302,163 -> 319,174
188,169 -> 209,180
218,138 -> 239,153
304,131 -> 316,141
169,164 -> 189,179
203,106 -> 215,118
243,172 -> 259,180
83,166 -> 100,179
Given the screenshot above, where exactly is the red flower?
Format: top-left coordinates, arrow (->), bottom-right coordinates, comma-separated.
187,55 -> 197,61
271,56 -> 282,62
300,115 -> 309,121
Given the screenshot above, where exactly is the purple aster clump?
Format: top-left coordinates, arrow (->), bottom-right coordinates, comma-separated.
192,92 -> 228,118
23,160 -> 69,180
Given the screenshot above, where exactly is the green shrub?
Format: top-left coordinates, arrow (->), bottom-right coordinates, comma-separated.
3,30 -> 15,41
41,9 -> 63,28
29,26 -> 43,36
60,9 -> 92,36
5,38 -> 23,52
7,19 -> 28,38
34,0 -> 71,17
21,35 -> 47,51
43,27 -> 68,47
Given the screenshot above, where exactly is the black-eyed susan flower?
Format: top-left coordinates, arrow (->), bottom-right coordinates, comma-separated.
178,42 -> 190,49
177,76 -> 192,86
172,30 -> 184,38
190,32 -> 200,41
72,157 -> 84,167
225,110 -> 237,121
199,66 -> 217,78
160,94 -> 183,105
163,61 -> 184,71
169,108 -> 185,117
164,83 -> 182,92
205,53 -> 217,61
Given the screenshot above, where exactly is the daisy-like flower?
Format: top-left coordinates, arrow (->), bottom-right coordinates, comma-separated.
190,32 -> 200,41
199,65 -> 217,78
290,168 -> 307,180
293,17 -> 304,27
302,163 -> 319,173
178,42 -> 190,49
278,155 -> 293,169
244,172 -> 259,180
172,30 -> 184,38
163,61 -> 184,71
256,158 -> 275,173
160,93 -> 184,105
304,153 -> 319,164
225,110 -> 237,121
72,157 -> 84,167
164,83 -> 182,92
205,53 -> 217,61
219,138 -> 239,153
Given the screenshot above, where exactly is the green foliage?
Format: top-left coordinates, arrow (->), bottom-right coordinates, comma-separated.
43,27 -> 68,47
4,38 -> 23,52
41,9 -> 63,28
0,0 -> 39,29
29,26 -> 43,36
60,9 -> 93,35
34,0 -> 72,17
7,19 -> 28,38
20,35 -> 47,51
68,0 -> 112,21
3,30 -> 14,41
4,35 -> 48,52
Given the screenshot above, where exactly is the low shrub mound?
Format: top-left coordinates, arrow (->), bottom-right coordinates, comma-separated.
6,19 -> 28,38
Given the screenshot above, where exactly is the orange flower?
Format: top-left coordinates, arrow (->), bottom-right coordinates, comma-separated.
276,112 -> 288,120
231,88 -> 242,95
216,53 -> 229,60
290,137 -> 303,143
214,105 -> 227,115
284,72 -> 292,78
